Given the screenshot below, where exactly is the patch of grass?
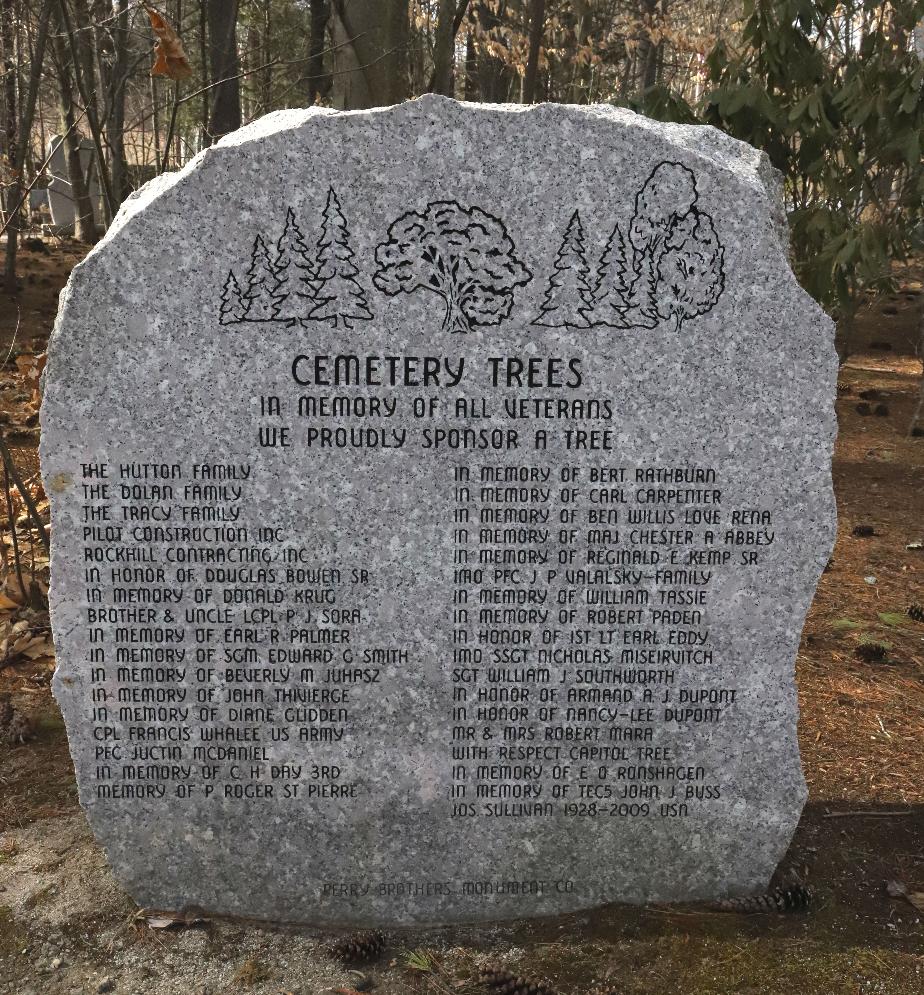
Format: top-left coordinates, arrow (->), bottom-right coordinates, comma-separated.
406,948 -> 438,973
511,934 -> 924,995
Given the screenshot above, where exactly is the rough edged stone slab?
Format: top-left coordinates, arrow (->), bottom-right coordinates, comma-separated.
41,96 -> 837,927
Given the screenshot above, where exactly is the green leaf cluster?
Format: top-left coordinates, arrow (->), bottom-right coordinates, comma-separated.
635,1 -> 924,344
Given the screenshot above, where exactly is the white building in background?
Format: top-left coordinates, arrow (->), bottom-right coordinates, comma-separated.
46,135 -> 104,235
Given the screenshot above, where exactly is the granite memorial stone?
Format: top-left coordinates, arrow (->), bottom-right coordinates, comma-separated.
41,96 -> 838,926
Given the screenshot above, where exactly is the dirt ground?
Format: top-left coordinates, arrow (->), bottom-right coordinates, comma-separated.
0,242 -> 922,995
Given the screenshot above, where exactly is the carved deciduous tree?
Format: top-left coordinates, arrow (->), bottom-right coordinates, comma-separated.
655,208 -> 725,330
626,161 -> 698,325
374,200 -> 531,333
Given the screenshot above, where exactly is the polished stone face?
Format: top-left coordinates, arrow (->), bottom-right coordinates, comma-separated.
41,96 -> 837,926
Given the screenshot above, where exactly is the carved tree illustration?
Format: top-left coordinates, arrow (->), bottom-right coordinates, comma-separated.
625,161 -> 698,327
533,210 -> 593,328
244,234 -> 282,321
219,270 -> 246,325
656,208 -> 725,330
374,200 -> 532,334
308,188 -> 373,329
273,206 -> 317,324
585,222 -> 631,327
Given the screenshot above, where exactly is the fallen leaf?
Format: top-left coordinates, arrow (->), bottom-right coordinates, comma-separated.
908,892 -> 924,912
144,3 -> 192,80
20,637 -> 53,660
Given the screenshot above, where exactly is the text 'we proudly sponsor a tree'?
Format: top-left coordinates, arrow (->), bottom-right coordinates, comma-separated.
373,200 -> 532,334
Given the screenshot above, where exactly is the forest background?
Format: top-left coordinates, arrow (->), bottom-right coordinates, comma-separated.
1,0 -> 924,361
0,5 -> 923,993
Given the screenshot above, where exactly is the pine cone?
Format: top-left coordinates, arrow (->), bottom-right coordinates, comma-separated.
855,642 -> 887,663
479,964 -> 559,995
0,695 -> 32,745
908,603 -> 924,624
328,929 -> 386,964
4,712 -> 33,744
712,885 -> 812,914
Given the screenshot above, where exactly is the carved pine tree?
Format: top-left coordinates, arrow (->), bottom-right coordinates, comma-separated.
585,222 -> 631,327
273,207 -> 317,324
219,269 -> 246,324
533,210 -> 593,328
308,188 -> 373,329
244,234 -> 282,321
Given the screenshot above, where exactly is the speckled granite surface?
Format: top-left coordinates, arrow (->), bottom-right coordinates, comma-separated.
40,96 -> 837,926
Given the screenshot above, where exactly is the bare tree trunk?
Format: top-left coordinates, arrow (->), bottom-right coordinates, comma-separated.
0,0 -> 16,173
471,1 -> 513,102
307,0 -> 331,104
108,0 -> 130,204
431,0 -> 457,96
198,0 -> 209,143
522,0 -> 545,103
206,0 -> 241,143
49,9 -> 97,243
261,0 -> 272,113
464,29 -> 478,100
307,0 -> 330,104
329,0 -> 409,110
568,0 -> 591,102
636,0 -> 660,91
4,0 -> 52,292
57,0 -> 115,220
150,72 -> 162,171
